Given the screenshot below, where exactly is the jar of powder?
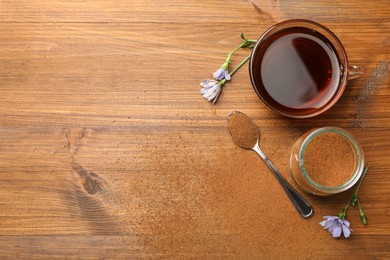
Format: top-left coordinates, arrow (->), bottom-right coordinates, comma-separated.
290,127 -> 364,196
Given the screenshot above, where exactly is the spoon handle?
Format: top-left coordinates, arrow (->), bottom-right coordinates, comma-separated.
253,144 -> 314,218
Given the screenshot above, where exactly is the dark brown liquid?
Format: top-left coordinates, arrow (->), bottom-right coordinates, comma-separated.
251,27 -> 341,116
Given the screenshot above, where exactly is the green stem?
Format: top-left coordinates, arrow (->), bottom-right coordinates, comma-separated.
240,32 -> 257,44
218,78 -> 227,86
353,165 -> 369,196
339,199 -> 351,219
227,44 -> 243,59
339,165 -> 369,220
229,54 -> 251,77
356,198 -> 368,224
226,40 -> 253,61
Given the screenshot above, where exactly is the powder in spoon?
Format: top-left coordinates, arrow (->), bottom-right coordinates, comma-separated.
303,132 -> 355,187
228,111 -> 258,149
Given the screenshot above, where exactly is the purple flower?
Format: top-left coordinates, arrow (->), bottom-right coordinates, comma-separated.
200,79 -> 224,104
320,216 -> 352,238
213,67 -> 231,81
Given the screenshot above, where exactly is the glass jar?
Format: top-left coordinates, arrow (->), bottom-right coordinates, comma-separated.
290,127 -> 364,196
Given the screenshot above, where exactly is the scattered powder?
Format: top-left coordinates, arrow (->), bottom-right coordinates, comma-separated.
203,138 -> 328,258
228,111 -> 258,149
304,132 -> 356,187
121,130 -> 359,258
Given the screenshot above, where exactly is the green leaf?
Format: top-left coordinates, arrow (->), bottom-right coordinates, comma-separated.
240,32 -> 246,41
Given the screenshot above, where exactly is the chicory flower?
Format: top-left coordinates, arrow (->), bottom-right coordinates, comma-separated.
199,33 -> 257,104
213,62 -> 231,81
320,216 -> 352,238
320,166 -> 370,239
200,79 -> 225,104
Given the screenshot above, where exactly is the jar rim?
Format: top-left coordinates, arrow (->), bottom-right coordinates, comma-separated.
298,127 -> 364,192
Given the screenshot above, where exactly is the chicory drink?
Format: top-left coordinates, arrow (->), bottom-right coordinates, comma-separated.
249,20 -> 365,118
253,27 -> 340,112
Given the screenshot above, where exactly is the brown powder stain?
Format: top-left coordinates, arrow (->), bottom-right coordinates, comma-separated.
130,131 -> 315,258
118,132 -> 230,257
118,129 -> 362,258
352,61 -> 389,128
356,61 -> 389,101
203,143 -> 330,258
304,133 -> 355,187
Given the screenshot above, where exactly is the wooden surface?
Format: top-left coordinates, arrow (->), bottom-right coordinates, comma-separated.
0,0 -> 389,258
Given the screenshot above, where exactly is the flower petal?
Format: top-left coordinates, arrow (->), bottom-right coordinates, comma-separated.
328,222 -> 338,233
202,84 -> 221,102
213,68 -> 225,80
319,220 -> 327,227
331,224 -> 342,238
212,90 -> 222,104
200,79 -> 218,88
342,223 -> 351,238
324,220 -> 337,229
225,71 -> 231,81
342,219 -> 350,227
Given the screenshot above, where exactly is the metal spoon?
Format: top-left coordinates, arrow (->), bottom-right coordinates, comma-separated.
227,111 -> 314,219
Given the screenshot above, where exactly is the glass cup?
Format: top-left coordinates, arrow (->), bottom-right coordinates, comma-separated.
249,19 -> 364,118
290,127 -> 365,196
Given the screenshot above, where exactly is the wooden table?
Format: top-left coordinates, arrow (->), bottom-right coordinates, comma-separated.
1,0 -> 389,258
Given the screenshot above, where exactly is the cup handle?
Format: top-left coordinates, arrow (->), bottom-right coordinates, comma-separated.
348,65 -> 364,80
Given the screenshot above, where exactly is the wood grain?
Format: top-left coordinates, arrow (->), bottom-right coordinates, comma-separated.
0,0 -> 389,258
